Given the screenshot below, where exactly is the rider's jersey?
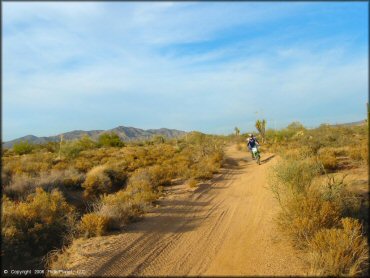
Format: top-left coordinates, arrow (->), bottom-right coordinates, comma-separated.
247,138 -> 259,148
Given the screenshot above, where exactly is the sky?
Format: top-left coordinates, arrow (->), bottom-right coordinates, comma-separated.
3,2 -> 369,141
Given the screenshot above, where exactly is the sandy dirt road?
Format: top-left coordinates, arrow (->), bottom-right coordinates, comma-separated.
67,145 -> 306,276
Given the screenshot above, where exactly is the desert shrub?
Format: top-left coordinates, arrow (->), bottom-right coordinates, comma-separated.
98,191 -> 136,229
186,131 -> 207,144
4,169 -> 85,200
79,213 -> 109,238
152,134 -> 166,144
37,169 -> 85,191
349,144 -> 368,164
104,163 -> 128,189
3,153 -> 53,177
211,150 -> 224,165
3,174 -> 35,200
2,188 -> 75,269
13,141 -> 34,155
82,165 -> 113,199
320,175 -> 362,219
189,150 -> 223,180
2,147 -> 10,156
318,148 -> 338,171
169,155 -> 191,178
73,157 -> 94,173
277,192 -> 341,249
331,146 -> 349,156
235,143 -> 242,151
52,160 -> 69,171
1,166 -> 12,186
187,178 -> 198,188
190,161 -> 214,180
307,218 -> 369,276
42,142 -> 59,153
281,146 -> 315,160
269,158 -> 320,201
96,169 -> 158,230
147,165 -> 172,187
126,169 -> 159,202
61,141 -> 83,159
98,132 -> 124,147
77,135 -> 97,150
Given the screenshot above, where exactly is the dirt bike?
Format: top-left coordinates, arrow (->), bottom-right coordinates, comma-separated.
251,146 -> 261,165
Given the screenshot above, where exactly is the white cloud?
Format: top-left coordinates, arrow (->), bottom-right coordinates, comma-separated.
3,2 -> 368,140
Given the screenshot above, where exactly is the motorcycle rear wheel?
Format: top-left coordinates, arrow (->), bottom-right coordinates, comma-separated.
256,154 -> 261,165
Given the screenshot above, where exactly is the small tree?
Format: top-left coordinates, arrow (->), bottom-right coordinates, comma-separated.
98,132 -> 124,147
255,119 -> 266,143
13,141 -> 34,155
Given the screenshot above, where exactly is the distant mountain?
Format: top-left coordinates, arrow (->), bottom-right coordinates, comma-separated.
3,126 -> 186,148
332,120 -> 367,127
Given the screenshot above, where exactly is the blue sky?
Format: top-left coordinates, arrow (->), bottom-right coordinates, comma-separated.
3,2 -> 368,141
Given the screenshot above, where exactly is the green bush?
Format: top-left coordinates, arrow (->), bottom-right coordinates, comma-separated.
269,158 -> 320,202
42,142 -> 59,153
61,141 -> 83,159
98,132 -> 124,147
13,141 -> 34,155
77,135 -> 97,150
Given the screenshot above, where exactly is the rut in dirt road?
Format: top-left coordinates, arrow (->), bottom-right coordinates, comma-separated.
69,145 -> 306,276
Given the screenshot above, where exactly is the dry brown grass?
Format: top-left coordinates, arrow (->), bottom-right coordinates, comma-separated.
79,213 -> 109,238
318,148 -> 339,171
187,178 -> 198,188
277,192 -> 341,249
95,168 -> 158,230
269,157 -> 320,203
235,143 -> 243,151
3,169 -> 85,200
2,188 -> 75,269
349,143 -> 368,164
307,218 -> 369,276
82,165 -> 113,199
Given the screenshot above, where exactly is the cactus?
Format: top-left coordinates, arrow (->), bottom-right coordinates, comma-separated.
234,127 -> 240,136
255,119 -> 266,143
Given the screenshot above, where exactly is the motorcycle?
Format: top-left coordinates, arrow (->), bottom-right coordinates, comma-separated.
251,146 -> 261,165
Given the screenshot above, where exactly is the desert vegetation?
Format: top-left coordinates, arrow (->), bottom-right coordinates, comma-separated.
1,131 -> 225,270
267,122 -> 369,276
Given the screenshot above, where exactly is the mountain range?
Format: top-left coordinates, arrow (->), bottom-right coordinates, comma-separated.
3,126 -> 186,148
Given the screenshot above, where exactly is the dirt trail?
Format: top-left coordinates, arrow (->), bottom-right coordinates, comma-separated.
68,145 -> 306,276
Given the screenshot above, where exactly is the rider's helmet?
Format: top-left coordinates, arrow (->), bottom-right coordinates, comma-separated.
250,133 -> 254,138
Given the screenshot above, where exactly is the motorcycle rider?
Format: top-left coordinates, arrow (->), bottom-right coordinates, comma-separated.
246,133 -> 260,159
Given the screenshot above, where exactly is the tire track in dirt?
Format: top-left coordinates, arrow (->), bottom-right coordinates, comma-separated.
68,145 -> 306,276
